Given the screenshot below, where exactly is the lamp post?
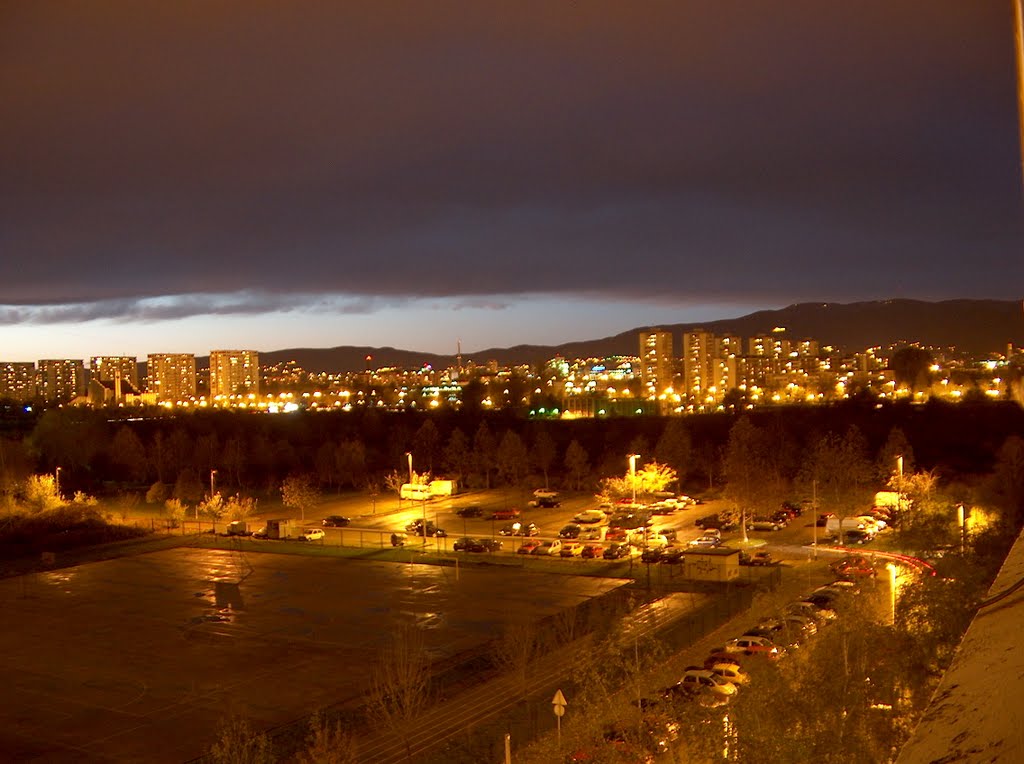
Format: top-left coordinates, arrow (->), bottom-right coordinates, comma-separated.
957,503 -> 966,555
886,563 -> 898,626
55,466 -> 62,498
811,478 -> 818,560
628,454 -> 640,506
210,469 -> 217,499
406,451 -> 414,484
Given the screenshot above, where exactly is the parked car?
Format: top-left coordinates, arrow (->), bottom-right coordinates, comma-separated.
605,526 -> 629,542
499,521 -> 539,536
688,533 -> 722,548
581,543 -> 605,559
558,523 -> 582,539
252,526 -> 268,539
532,489 -> 558,500
641,547 -> 664,564
721,636 -> 781,658
816,512 -> 836,527
707,662 -> 750,685
747,516 -> 784,531
299,528 -> 326,541
787,600 -> 837,622
532,540 -> 563,556
405,519 -> 447,537
579,526 -> 607,541
739,551 -> 774,566
842,529 -> 876,545
453,537 -> 481,552
455,505 -> 483,518
477,538 -> 503,552
661,548 -> 685,564
574,509 -> 606,524
529,496 -> 561,508
678,668 -> 738,697
491,508 -> 521,521
321,515 -> 351,528
603,543 -> 638,560
516,539 -> 542,554
695,513 -> 738,531
560,542 -> 584,558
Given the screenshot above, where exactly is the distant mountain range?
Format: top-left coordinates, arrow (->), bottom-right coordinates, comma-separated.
245,299 -> 1023,374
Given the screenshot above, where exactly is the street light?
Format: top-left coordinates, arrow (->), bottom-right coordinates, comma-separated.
210,469 -> 218,498
55,466 -> 62,497
886,563 -> 898,626
628,454 -> 640,506
405,451 -> 414,484
957,503 -> 966,555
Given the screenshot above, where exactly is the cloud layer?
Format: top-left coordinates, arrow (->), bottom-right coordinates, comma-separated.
2,1 -> 1022,321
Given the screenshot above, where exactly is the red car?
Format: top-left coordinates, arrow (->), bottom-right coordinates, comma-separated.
491,508 -> 521,521
581,543 -> 605,559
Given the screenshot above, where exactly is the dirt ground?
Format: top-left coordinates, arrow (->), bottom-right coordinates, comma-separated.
0,548 -> 627,763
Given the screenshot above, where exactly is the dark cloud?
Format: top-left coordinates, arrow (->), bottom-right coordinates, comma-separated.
1,1 -> 1022,314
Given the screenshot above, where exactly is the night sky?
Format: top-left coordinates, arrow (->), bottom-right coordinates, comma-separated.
2,2 -> 1022,360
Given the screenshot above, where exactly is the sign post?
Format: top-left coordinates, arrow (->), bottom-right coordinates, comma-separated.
552,689 -> 567,750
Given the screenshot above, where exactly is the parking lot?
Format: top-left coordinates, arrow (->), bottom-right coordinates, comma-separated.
0,547 -> 627,763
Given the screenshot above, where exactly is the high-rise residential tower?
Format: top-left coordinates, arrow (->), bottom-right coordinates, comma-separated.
209,350 -> 260,398
37,359 -> 85,404
638,330 -> 674,396
147,353 -> 197,403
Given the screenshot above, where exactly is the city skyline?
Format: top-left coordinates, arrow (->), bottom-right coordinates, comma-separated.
3,3 -> 1023,361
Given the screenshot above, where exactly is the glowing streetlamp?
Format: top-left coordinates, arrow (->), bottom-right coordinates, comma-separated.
957,503 -> 966,555
210,469 -> 218,498
405,451 -> 414,484
55,466 -> 62,497
628,454 -> 640,506
886,563 -> 898,626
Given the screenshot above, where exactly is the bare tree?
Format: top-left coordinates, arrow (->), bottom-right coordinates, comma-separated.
564,439 -> 590,491
491,621 -> 537,699
296,710 -> 360,764
206,716 -> 273,764
367,623 -> 432,762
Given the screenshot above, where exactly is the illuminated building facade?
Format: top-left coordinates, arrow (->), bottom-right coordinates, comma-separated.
91,356 -> 140,390
209,350 -> 260,398
638,330 -> 675,396
0,362 -> 37,403
147,353 -> 197,402
37,359 -> 85,404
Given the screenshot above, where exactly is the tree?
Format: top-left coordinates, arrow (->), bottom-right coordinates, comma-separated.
197,493 -> 226,520
564,439 -> 590,491
877,427 -> 914,483
723,416 -> 786,539
224,494 -> 259,522
891,346 -> 933,393
173,468 -> 204,506
496,430 -> 529,488
164,498 -> 186,527
442,428 -> 472,484
597,460 -> 677,504
367,623 -> 432,762
986,434 -> 1024,531
22,474 -> 64,513
491,621 -> 537,700
296,711 -> 359,764
315,442 -> 339,490
472,422 -> 498,489
108,426 -> 148,482
412,420 -> 440,473
802,426 -> 874,545
654,418 -> 691,491
281,474 -> 321,522
530,429 -> 557,489
207,716 -> 273,764
335,439 -> 367,489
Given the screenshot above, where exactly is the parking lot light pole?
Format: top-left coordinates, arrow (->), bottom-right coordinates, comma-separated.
628,454 -> 640,506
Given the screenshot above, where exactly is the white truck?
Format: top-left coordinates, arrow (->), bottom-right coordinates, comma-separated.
401,483 -> 432,501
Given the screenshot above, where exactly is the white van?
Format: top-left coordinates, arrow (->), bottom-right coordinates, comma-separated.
401,483 -> 432,501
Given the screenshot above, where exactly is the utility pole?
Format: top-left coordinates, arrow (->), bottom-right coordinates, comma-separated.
1013,0 -> 1024,193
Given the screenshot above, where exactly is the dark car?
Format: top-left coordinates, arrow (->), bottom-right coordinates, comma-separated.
603,543 -> 634,560
321,515 -> 351,528
661,548 -> 685,564
405,519 -> 447,537
558,523 -> 582,539
456,505 -> 483,518
739,551 -> 774,566
453,537 -> 481,552
816,512 -> 836,527
695,513 -> 738,531
581,543 -> 604,559
843,529 -> 875,545
641,547 -> 664,564
477,538 -> 503,552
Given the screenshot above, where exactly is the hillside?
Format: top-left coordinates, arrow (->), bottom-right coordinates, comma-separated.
254,299 -> 1023,373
